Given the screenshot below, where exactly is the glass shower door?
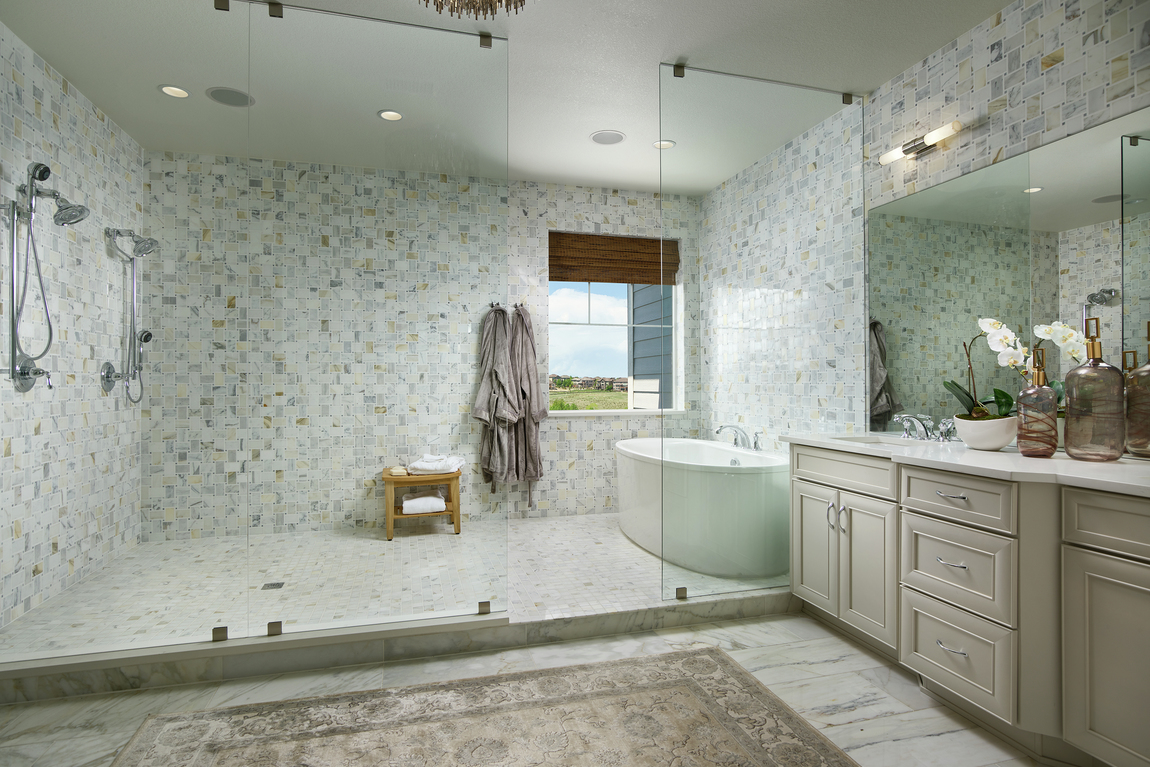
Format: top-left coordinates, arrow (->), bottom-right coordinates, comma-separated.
243,5 -> 508,636
658,64 -> 864,599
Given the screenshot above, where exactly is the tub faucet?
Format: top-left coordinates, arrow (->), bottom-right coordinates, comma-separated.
716,425 -> 751,449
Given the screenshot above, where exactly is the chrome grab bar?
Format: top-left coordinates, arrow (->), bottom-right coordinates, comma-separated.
936,556 -> 968,570
936,639 -> 968,657
936,490 -> 968,501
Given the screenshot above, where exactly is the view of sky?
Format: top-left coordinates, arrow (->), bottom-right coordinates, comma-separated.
548,283 -> 628,377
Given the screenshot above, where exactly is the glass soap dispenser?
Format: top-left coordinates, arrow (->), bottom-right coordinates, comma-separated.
1065,317 -> 1125,461
1017,348 -> 1057,458
1126,325 -> 1150,458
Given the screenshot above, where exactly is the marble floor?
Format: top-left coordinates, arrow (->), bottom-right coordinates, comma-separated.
0,612 -> 1037,767
0,514 -> 786,661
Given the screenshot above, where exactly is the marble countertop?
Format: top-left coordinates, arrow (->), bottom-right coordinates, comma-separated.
781,433 -> 1150,499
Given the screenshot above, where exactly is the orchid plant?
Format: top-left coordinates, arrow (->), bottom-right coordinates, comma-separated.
944,318 -> 1085,420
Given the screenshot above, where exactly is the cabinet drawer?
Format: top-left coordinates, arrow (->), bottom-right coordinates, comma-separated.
900,587 -> 1015,724
792,446 -> 896,501
900,511 -> 1016,626
900,466 -> 1017,534
1063,488 -> 1150,563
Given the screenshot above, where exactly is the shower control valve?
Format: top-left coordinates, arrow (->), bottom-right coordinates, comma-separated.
12,354 -> 50,392
99,362 -> 121,393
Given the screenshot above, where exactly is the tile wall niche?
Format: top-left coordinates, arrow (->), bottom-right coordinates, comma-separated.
140,152 -> 510,539
1057,219 -> 1124,361
698,104 -> 866,450
0,20 -> 143,629
506,182 -> 703,518
868,214 -> 1038,422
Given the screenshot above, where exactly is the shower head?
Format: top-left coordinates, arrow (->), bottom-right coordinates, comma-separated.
52,196 -> 90,226
1086,288 -> 1119,306
137,329 -> 153,344
27,162 -> 51,183
131,236 -> 159,257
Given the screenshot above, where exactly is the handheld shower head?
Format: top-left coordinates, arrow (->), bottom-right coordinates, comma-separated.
132,236 -> 159,257
137,329 -> 153,344
52,196 -> 90,226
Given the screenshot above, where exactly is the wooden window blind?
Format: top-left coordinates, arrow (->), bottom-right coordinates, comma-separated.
548,232 -> 679,285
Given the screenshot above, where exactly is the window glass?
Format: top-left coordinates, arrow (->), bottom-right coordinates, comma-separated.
547,281 -> 589,323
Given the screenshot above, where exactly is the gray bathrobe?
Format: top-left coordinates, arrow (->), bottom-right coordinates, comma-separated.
473,305 -> 547,501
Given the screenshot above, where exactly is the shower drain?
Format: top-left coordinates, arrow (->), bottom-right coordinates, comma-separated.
261,582 -> 284,590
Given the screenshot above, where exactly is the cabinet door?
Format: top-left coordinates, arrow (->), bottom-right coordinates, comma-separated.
838,491 -> 898,649
1063,545 -> 1150,767
791,479 -> 838,613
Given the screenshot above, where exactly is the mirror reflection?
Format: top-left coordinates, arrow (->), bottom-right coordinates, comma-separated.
868,106 -> 1150,430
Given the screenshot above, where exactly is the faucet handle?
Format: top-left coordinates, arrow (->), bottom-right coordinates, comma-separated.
892,414 -> 912,438
753,429 -> 764,451
915,414 -> 936,429
937,418 -> 958,442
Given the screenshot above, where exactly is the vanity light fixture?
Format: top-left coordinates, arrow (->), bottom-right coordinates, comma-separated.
159,85 -> 189,98
419,0 -> 523,19
878,120 -> 964,165
378,110 -> 403,121
1022,187 -> 1043,193
653,140 -> 676,149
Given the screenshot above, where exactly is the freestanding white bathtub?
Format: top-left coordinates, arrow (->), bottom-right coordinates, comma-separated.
615,438 -> 790,578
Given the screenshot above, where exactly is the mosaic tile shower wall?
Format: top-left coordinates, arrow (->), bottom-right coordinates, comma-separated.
1059,219 -> 1124,361
0,20 -> 143,629
141,153 -> 509,539
698,105 -> 866,450
869,214 -> 1036,424
506,182 -> 703,518
1124,211 -> 1150,353
866,0 -> 1150,208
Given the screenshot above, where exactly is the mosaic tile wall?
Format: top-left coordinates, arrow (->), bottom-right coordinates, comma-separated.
506,182 -> 703,518
1124,211 -> 1150,354
1059,219 -> 1125,362
0,20 -> 143,629
698,104 -> 867,450
140,153 -> 510,539
1032,230 -> 1063,378
869,214 -> 1042,424
866,0 -> 1150,208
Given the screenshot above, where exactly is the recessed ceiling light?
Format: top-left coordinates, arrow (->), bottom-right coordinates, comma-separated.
159,85 -> 189,98
1092,193 -> 1128,203
653,140 -> 676,149
206,87 -> 255,107
378,110 -> 402,121
590,130 -> 626,145
1022,187 -> 1043,193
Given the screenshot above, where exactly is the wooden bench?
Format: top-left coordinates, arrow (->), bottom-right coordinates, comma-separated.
381,470 -> 461,541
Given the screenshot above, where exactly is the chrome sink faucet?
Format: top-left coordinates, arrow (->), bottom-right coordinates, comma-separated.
893,414 -> 936,441
716,425 -> 751,449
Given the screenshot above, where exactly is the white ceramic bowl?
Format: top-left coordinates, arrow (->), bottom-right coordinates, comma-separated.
953,414 -> 1018,451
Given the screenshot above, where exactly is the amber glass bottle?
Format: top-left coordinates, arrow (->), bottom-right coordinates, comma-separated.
1065,318 -> 1125,462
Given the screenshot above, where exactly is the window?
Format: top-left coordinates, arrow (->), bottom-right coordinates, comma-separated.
547,233 -> 678,411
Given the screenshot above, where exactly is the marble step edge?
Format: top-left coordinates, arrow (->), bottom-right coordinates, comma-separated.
0,589 -> 798,704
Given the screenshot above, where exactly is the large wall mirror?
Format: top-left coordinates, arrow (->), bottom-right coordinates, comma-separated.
867,106 -> 1150,430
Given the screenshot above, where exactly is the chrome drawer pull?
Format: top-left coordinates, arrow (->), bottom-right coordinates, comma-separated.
935,490 -> 968,501
936,556 -> 968,570
827,501 -> 836,530
838,505 -> 847,533
936,639 -> 968,657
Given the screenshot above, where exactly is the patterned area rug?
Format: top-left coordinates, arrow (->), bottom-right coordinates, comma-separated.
113,648 -> 859,766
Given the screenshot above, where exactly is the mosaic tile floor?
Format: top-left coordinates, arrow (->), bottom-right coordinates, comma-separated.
0,614 -> 1036,767
0,514 -> 786,662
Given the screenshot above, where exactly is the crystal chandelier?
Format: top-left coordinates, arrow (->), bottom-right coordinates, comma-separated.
422,0 -> 524,19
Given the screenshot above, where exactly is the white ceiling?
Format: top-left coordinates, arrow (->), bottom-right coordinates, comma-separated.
2,0 -> 1013,194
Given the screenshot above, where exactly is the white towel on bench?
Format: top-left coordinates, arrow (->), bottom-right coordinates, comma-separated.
407,454 -> 464,475
402,488 -> 446,515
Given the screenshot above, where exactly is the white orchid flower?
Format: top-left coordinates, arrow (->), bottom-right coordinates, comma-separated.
987,327 -> 1018,352
1033,324 -> 1055,340
1062,340 -> 1087,363
978,318 -> 1004,333
998,343 -> 1027,368
1052,326 -> 1080,346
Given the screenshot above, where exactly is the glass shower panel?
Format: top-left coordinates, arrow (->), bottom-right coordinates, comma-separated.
245,6 -> 508,635
1123,133 -> 1150,358
658,64 -> 862,599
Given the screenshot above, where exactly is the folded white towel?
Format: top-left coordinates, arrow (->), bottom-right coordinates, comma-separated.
402,488 -> 446,515
407,454 -> 465,474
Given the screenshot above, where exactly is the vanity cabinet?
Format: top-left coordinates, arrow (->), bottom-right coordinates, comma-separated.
1062,488 -> 1150,767
790,446 -> 898,650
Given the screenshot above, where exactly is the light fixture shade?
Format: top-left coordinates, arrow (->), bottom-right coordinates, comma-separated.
924,120 -> 963,146
878,146 -> 905,166
421,0 -> 523,18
